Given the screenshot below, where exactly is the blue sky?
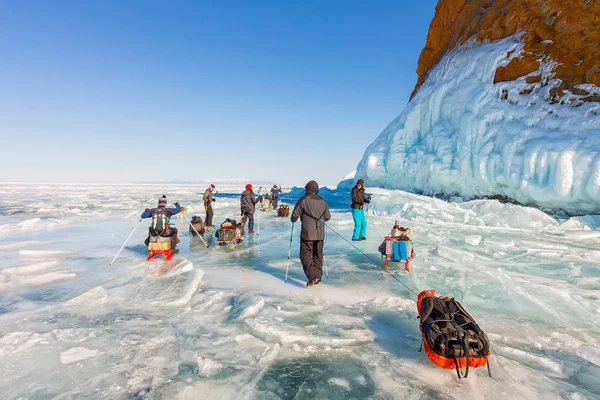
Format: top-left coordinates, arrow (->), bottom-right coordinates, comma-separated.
0,0 -> 437,185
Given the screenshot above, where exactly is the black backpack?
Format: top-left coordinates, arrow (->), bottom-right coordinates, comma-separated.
151,209 -> 169,235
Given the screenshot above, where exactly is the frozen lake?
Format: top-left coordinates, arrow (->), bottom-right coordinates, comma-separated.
0,183 -> 599,399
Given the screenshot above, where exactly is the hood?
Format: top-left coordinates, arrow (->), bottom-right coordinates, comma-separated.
305,180 -> 319,195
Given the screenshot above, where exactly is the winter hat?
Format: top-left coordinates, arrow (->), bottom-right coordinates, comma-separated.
305,180 -> 319,195
158,195 -> 167,205
210,184 -> 215,189
357,179 -> 364,185
273,184 -> 277,188
245,184 -> 253,191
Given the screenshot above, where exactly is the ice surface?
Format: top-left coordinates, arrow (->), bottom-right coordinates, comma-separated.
353,35 -> 600,215
465,235 -> 482,246
0,183 -> 598,399
60,346 -> 99,364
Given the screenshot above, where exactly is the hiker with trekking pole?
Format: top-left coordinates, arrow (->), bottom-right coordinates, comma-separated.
290,180 -> 331,286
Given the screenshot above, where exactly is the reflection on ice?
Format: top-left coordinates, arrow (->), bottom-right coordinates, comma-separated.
255,356 -> 375,400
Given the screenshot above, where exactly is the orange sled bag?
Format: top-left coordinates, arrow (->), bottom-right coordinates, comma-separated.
417,290 -> 491,378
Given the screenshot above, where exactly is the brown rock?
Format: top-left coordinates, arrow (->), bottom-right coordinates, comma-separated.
494,55 -> 541,84
525,74 -> 542,84
412,0 -> 600,102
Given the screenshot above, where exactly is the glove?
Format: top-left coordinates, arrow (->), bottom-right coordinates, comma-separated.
212,198 -> 216,202
174,202 -> 181,208
365,198 -> 371,204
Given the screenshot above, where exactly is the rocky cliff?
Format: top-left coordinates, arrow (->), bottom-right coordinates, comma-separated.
413,0 -> 600,102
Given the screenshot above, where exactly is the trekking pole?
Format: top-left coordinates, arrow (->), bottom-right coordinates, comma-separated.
285,223 -> 294,284
323,226 -> 329,279
184,215 -> 210,248
110,218 -> 142,265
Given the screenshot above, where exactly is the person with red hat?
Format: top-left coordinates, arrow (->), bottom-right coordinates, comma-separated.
240,184 -> 262,235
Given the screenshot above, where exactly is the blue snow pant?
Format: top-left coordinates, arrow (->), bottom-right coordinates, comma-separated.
352,208 -> 367,240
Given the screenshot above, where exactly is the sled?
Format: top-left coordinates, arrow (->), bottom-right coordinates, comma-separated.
147,236 -> 174,261
380,236 -> 414,271
417,290 -> 492,379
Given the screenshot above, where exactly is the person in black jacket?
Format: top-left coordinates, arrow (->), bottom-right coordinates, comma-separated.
203,184 -> 216,227
351,179 -> 370,241
240,184 -> 262,234
291,180 -> 331,286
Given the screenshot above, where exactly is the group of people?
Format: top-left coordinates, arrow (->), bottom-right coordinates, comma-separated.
141,184 -> 284,251
140,179 -> 374,287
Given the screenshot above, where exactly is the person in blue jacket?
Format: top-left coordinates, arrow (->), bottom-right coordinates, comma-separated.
270,184 -> 282,208
351,179 -> 370,241
142,195 -> 182,253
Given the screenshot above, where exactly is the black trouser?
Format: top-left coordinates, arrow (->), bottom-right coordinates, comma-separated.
272,197 -> 278,208
300,239 -> 323,282
241,212 -> 254,232
205,202 -> 214,226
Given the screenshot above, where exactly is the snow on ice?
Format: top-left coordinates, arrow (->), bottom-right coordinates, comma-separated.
0,182 -> 599,399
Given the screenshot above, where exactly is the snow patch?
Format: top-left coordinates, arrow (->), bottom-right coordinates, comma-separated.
60,347 -> 99,364
328,378 -> 351,390
196,357 -> 224,378
64,286 -> 108,313
465,235 -> 482,246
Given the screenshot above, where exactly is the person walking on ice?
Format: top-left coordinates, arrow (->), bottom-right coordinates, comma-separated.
203,184 -> 216,227
291,180 -> 331,286
241,184 -> 262,235
351,179 -> 370,241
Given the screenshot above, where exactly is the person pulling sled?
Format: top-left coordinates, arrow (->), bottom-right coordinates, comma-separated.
291,180 -> 331,286
142,195 -> 182,260
270,184 -> 282,209
203,184 -> 216,227
240,184 -> 262,235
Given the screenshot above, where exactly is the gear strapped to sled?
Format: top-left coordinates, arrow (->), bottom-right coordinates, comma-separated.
147,235 -> 174,260
215,219 -> 243,245
417,290 -> 491,379
277,205 -> 290,217
189,215 -> 206,236
378,225 -> 415,271
261,198 -> 271,212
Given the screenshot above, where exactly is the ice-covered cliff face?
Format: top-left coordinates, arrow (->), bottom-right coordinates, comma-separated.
413,0 -> 600,102
355,36 -> 600,215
